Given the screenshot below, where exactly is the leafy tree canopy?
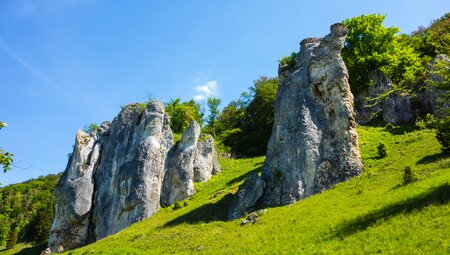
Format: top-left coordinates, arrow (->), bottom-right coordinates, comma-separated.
342,14 -> 424,93
165,99 -> 203,134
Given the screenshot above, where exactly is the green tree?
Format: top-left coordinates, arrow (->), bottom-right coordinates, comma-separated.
410,13 -> 450,58
342,14 -> 424,93
165,99 -> 203,134
243,77 -> 278,154
0,122 -> 13,173
205,97 -> 222,137
0,214 -> 10,246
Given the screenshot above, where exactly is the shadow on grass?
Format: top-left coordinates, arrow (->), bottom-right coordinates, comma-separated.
163,193 -> 234,227
334,183 -> 450,238
226,166 -> 263,186
0,243 -> 46,255
383,125 -> 420,135
416,152 -> 449,165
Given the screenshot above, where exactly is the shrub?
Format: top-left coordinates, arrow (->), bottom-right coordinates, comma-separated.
377,142 -> 388,158
403,166 -> 417,185
415,113 -> 437,129
173,202 -> 182,210
436,116 -> 450,153
279,52 -> 298,72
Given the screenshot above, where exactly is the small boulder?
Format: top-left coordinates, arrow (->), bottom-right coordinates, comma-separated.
227,174 -> 266,220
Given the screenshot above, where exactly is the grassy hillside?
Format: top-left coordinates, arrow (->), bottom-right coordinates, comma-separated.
3,126 -> 449,254
58,126 -> 449,255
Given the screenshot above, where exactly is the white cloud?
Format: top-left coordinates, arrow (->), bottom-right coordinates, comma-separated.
193,80 -> 218,101
193,94 -> 205,101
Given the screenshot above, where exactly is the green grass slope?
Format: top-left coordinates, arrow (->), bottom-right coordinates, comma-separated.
8,126 -> 449,255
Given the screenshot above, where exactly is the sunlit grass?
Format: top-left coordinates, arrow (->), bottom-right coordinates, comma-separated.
12,126 -> 449,255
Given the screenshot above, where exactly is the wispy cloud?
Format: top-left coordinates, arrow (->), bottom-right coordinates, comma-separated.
2,0 -> 81,19
193,80 -> 218,101
0,37 -> 62,91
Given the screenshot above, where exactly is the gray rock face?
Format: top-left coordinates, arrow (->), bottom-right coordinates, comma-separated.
227,174 -> 266,220
93,102 -> 173,239
48,130 -> 100,252
354,71 -> 392,124
193,134 -> 221,182
261,23 -> 363,206
421,54 -> 450,117
382,93 -> 413,125
49,102 -> 221,252
160,121 -> 200,206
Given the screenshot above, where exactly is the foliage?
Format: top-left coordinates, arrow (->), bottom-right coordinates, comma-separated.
0,122 -> 13,173
409,13 -> 450,58
278,52 -> 298,72
216,101 -> 245,134
435,117 -> 450,153
402,166 -> 417,185
61,126 -> 450,254
342,14 -> 424,93
0,214 -> 9,246
376,142 -> 387,158
415,113 -> 437,129
216,77 -> 278,156
165,99 -> 203,134
203,98 -> 222,137
0,173 -> 61,248
83,123 -> 99,134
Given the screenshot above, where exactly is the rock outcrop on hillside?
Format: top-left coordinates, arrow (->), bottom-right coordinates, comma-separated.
49,103 -> 220,252
48,130 -> 100,253
92,102 -> 173,239
262,23 -> 363,206
161,121 -> 200,206
193,134 -> 221,182
228,23 -> 363,218
353,54 -> 450,125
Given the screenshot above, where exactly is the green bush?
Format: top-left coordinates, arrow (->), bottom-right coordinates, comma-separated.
377,142 -> 388,158
436,117 -> 450,153
403,166 -> 417,185
415,114 -> 437,129
279,52 -> 298,72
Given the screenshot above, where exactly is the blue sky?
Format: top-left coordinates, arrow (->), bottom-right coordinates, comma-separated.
1,0 -> 449,185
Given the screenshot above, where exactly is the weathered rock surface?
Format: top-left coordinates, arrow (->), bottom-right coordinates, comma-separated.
354,54 -> 450,125
260,23 -> 363,206
93,102 -> 174,240
382,92 -> 413,125
193,134 -> 221,182
160,121 -> 200,206
227,174 -> 266,220
354,71 -> 392,124
49,102 -> 221,252
48,130 -> 100,252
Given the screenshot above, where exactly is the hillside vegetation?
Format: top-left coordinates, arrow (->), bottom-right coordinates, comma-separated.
31,126 -> 447,255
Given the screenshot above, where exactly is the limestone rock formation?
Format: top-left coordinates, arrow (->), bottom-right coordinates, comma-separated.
261,23 -> 362,206
227,174 -> 265,220
227,24 -> 363,218
49,102 -> 220,252
92,102 -> 174,240
160,121 -> 200,206
48,130 -> 100,252
193,134 -> 221,182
